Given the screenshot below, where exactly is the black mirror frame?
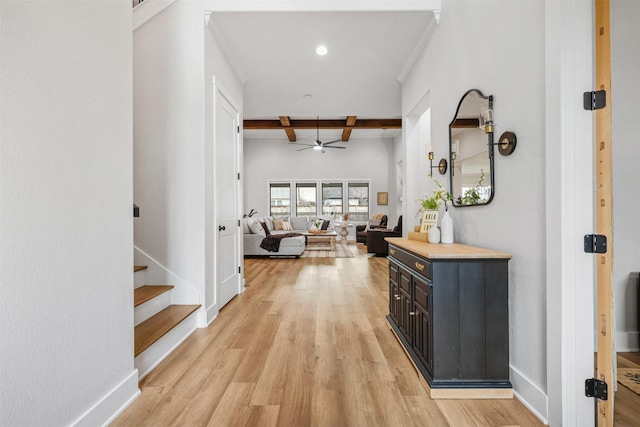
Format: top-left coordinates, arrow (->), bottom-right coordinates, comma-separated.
449,89 -> 495,207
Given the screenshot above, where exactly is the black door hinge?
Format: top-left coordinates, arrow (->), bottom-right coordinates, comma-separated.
583,90 -> 606,110
237,126 -> 240,133
238,266 -> 241,274
237,173 -> 240,180
584,234 -> 607,253
585,378 -> 608,400
133,204 -> 140,218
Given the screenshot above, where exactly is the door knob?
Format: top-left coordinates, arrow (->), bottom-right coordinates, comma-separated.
218,225 -> 226,231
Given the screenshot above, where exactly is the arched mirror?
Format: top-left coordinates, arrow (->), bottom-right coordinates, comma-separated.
449,89 -> 495,206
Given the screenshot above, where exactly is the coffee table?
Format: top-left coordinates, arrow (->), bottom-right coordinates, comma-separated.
303,231 -> 337,251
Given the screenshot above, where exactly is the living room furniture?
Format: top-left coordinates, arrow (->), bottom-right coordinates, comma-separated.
385,237 -> 512,399
366,216 -> 402,256
334,222 -> 352,243
243,216 -> 307,257
355,213 -> 388,243
304,231 -> 337,251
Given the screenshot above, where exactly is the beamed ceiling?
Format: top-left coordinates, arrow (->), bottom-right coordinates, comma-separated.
208,10 -> 438,142
243,116 -> 402,142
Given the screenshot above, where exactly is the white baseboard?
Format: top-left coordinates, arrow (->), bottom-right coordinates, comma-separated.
135,309 -> 199,380
616,331 -> 640,352
71,369 -> 140,427
510,365 -> 548,425
206,303 -> 219,326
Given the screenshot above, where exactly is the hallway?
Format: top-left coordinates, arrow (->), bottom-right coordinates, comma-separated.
114,248 -> 542,426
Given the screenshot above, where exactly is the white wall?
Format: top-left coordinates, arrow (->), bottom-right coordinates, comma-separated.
612,0 -> 640,352
0,2 -> 136,425
402,0 -> 548,417
133,2 -> 207,298
243,137 -> 396,234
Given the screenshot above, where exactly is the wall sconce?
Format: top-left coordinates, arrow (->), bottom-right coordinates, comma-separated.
480,105 -> 495,134
428,151 -> 435,176
496,131 -> 517,156
428,151 -> 448,176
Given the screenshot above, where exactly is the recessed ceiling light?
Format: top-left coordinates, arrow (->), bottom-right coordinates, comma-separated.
303,94 -> 312,99
315,45 -> 328,56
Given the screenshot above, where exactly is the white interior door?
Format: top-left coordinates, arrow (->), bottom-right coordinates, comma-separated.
215,85 -> 240,309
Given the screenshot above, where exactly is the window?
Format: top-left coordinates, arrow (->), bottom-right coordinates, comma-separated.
348,182 -> 369,224
296,182 -> 317,217
270,183 -> 291,219
322,182 -> 343,217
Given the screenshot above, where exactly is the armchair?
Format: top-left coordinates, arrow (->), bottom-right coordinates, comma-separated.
366,216 -> 402,256
355,214 -> 388,243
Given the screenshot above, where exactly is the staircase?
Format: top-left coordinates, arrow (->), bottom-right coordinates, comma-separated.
133,265 -> 200,379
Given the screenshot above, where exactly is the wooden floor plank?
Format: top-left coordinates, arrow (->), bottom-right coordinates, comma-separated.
116,246 -> 545,426
615,352 -> 640,427
134,285 -> 174,307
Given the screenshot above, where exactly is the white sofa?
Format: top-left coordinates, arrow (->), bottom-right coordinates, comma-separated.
242,216 -> 332,257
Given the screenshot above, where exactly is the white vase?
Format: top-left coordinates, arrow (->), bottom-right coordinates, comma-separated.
428,226 -> 440,244
440,210 -> 453,244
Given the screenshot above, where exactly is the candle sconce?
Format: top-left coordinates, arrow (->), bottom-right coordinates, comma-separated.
429,152 -> 448,176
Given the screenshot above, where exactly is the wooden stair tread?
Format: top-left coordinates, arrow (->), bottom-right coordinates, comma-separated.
134,305 -> 200,357
134,265 -> 148,273
134,285 -> 174,307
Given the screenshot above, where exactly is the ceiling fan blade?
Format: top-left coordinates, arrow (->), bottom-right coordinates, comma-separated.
290,142 -> 314,146
322,139 -> 343,146
297,146 -> 313,151
323,146 -> 346,149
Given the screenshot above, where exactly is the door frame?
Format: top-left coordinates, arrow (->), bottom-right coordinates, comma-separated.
545,0 -> 596,425
205,75 -> 243,324
594,0 -> 614,425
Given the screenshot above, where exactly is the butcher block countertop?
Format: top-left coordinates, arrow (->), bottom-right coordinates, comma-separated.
385,238 -> 512,260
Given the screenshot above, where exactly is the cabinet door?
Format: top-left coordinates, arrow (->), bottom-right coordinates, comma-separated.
412,275 -> 433,375
398,266 -> 413,342
388,260 -> 400,323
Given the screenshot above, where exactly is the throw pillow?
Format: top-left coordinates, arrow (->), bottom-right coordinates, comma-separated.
259,221 -> 271,236
273,220 -> 283,230
282,221 -> 292,231
248,219 -> 266,236
321,220 -> 331,230
367,219 -> 382,229
309,219 -> 323,231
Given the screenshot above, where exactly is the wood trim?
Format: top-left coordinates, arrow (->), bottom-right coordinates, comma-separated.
430,388 -> 513,400
243,118 -> 401,130
341,116 -> 357,141
595,0 -> 614,425
279,116 -> 296,141
385,238 -> 512,259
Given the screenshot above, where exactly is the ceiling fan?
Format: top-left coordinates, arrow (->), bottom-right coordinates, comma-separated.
292,116 -> 346,153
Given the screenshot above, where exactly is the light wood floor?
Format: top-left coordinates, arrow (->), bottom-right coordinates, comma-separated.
114,246 -> 543,426
615,352 -> 640,427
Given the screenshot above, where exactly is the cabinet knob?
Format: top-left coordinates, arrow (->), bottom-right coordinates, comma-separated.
409,312 -> 416,316
414,262 -> 425,272
394,295 -> 401,300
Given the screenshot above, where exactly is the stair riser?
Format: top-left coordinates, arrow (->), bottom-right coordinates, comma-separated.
134,310 -> 199,380
134,293 -> 172,326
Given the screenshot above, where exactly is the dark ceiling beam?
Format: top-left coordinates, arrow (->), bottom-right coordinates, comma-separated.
243,118 -> 402,130
279,116 -> 296,141
341,116 -> 357,141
